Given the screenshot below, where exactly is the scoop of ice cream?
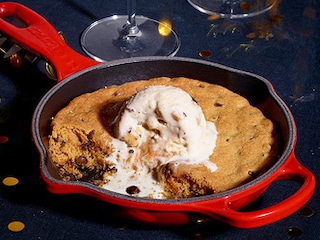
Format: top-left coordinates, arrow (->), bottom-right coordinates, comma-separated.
115,85 -> 218,171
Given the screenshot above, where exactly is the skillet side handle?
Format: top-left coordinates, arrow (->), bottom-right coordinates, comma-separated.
210,155 -> 316,228
0,2 -> 99,81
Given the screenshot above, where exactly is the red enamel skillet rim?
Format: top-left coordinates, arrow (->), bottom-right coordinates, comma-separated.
0,2 -> 315,228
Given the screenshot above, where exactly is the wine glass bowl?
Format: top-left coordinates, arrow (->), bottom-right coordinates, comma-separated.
187,0 -> 278,19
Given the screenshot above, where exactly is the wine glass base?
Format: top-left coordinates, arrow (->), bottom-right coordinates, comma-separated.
187,0 -> 278,19
81,15 -> 180,62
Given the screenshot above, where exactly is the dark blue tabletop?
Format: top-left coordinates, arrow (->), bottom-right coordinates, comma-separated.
0,0 -> 319,239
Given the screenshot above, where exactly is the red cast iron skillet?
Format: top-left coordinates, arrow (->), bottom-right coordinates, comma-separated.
0,2 -> 315,228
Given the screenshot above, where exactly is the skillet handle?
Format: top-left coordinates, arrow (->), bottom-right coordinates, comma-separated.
0,2 -> 99,81
194,154 -> 315,228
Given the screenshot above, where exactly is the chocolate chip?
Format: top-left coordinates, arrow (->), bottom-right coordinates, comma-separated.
81,143 -> 93,151
162,164 -> 173,179
214,102 -> 223,107
248,171 -> 257,177
75,156 -> 88,166
126,185 -> 140,195
87,130 -> 95,140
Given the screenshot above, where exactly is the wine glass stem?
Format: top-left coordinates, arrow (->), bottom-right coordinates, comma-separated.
126,0 -> 140,36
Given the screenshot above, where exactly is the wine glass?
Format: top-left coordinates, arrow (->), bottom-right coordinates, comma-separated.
80,0 -> 180,62
187,0 -> 278,19
191,0 -> 279,39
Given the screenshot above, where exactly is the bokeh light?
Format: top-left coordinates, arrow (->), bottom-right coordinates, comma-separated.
158,19 -> 172,37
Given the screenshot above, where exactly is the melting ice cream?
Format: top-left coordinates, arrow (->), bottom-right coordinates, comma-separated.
103,85 -> 218,198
